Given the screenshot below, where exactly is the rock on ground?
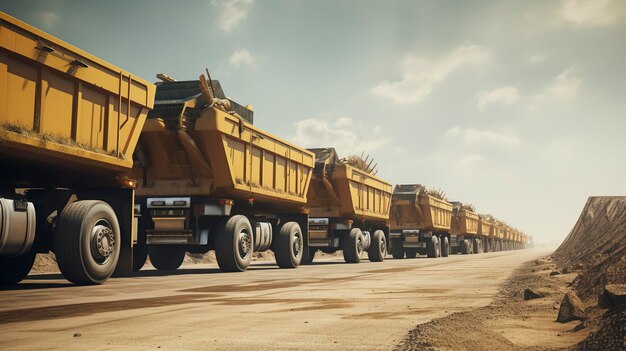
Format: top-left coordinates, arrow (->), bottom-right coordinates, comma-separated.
598,284 -> 626,310
523,288 -> 544,300
557,291 -> 587,323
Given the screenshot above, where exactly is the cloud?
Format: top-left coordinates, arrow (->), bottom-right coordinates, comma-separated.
530,67 -> 581,107
292,117 -> 389,154
215,0 -> 254,32
457,154 -> 485,168
229,49 -> 256,68
546,68 -> 582,99
560,0 -> 626,27
528,54 -> 546,64
445,127 -> 522,147
372,45 -> 490,104
36,11 -> 60,29
477,86 -> 521,111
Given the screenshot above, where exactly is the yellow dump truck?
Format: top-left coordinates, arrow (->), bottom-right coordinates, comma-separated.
0,12 -> 155,285
450,202 -> 483,254
131,75 -> 315,272
389,184 -> 453,258
304,148 -> 392,264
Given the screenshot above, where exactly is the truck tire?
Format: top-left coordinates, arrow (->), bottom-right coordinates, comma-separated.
343,228 -> 364,263
405,248 -> 418,258
367,230 -> 386,262
301,247 -> 316,265
390,238 -> 405,259
473,238 -> 481,254
441,236 -> 450,257
427,236 -> 439,258
148,246 -> 185,270
275,221 -> 303,268
216,215 -> 253,272
53,200 -> 120,285
460,239 -> 470,254
0,250 -> 36,285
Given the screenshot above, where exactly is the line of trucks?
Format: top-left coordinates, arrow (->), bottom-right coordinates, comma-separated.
0,12 -> 530,285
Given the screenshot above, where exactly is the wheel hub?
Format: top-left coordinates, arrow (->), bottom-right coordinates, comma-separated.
91,221 -> 115,263
357,235 -> 364,254
238,231 -> 252,258
292,234 -> 302,257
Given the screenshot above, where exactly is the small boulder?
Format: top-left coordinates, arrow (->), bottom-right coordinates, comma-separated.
598,284 -> 626,310
524,288 -> 545,300
549,270 -> 561,276
557,291 -> 586,323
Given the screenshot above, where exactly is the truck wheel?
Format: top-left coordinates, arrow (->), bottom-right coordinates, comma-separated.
473,238 -> 481,254
301,247 -> 316,265
343,228 -> 364,263
427,236 -> 439,258
405,248 -> 418,258
148,246 -> 185,270
390,238 -> 405,259
460,239 -> 470,255
0,250 -> 36,285
216,215 -> 253,272
441,237 -> 450,257
368,230 -> 386,262
275,222 -> 303,268
54,201 -> 120,285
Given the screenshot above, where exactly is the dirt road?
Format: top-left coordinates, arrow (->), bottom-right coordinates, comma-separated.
0,249 -> 550,350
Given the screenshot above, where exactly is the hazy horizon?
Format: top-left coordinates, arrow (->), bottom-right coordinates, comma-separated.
1,0 -> 624,246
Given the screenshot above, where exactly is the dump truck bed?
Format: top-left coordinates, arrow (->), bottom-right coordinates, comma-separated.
306,148 -> 392,221
494,224 -> 506,239
450,207 -> 479,235
0,12 -> 155,185
478,216 -> 494,237
390,184 -> 453,232
134,80 -> 314,210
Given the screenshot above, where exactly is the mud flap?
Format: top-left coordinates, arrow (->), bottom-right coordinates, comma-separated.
112,189 -> 135,277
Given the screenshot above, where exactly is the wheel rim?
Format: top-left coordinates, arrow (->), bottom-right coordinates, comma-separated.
90,219 -> 115,265
292,232 -> 302,257
380,238 -> 386,254
357,235 -> 364,254
237,228 -> 252,260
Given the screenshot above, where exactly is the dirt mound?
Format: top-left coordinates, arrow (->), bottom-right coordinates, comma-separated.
551,196 -> 626,350
552,196 -> 626,301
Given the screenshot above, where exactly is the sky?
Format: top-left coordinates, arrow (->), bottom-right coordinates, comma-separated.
1,0 -> 625,246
